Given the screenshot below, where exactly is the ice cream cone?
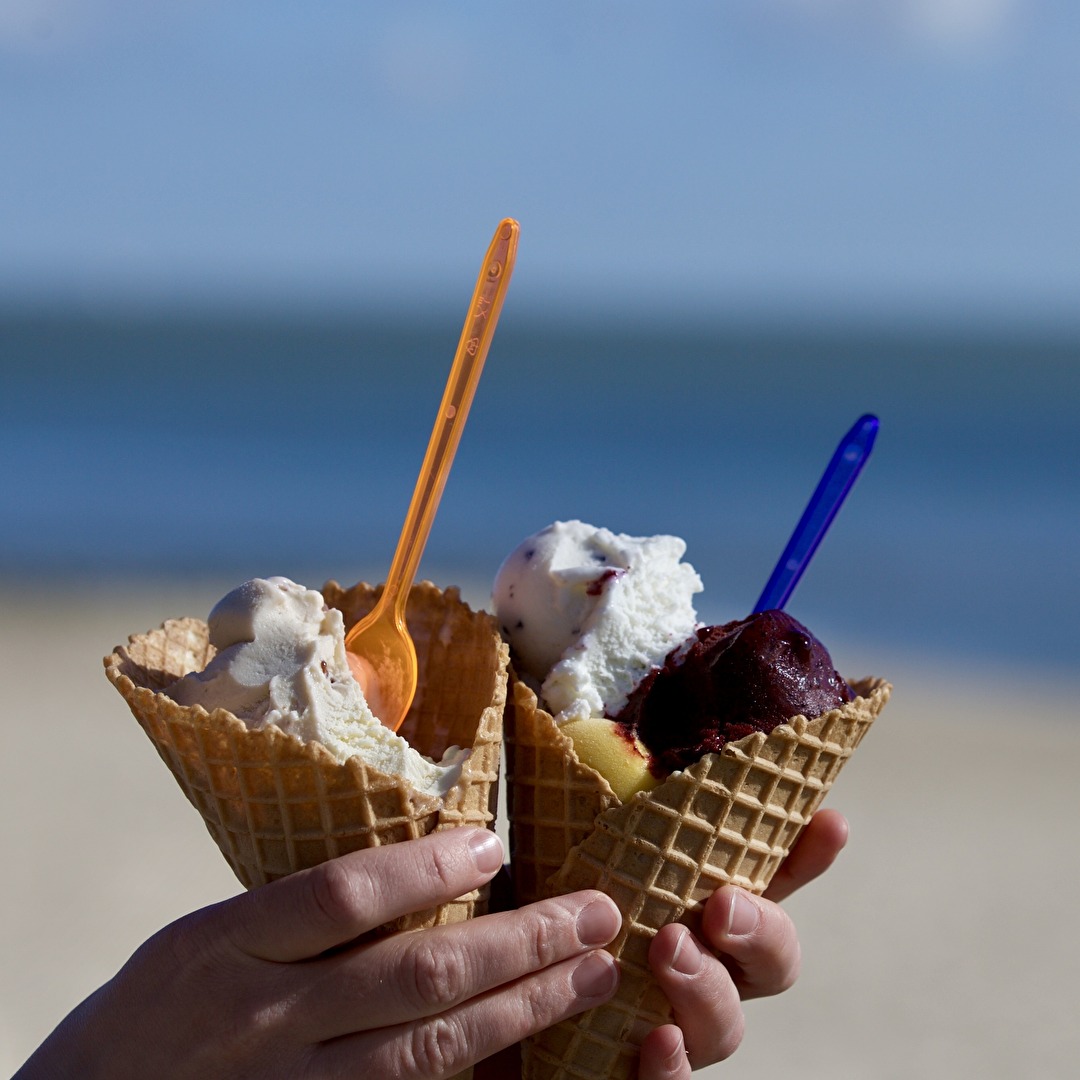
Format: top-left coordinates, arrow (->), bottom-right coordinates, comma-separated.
504,676 -> 621,909
105,581 -> 507,932
507,674 -> 890,1080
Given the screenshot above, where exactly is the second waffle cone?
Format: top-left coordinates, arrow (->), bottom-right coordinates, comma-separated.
507,673 -> 890,1079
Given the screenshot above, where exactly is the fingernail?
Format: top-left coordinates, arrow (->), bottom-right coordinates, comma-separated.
663,1029 -> 687,1069
576,898 -> 620,946
571,951 -> 619,998
467,830 -> 503,874
669,928 -> 703,976
724,889 -> 760,937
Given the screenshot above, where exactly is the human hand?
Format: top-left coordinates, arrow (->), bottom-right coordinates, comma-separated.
637,808 -> 850,1078
15,828 -> 622,1080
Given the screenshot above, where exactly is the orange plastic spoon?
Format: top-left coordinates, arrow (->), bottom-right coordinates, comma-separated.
345,218 -> 519,731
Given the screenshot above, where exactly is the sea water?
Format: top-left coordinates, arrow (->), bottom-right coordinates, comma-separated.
2,305 -> 1077,676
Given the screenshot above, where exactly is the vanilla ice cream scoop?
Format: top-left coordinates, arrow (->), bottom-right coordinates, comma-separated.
167,577 -> 467,796
493,521 -> 702,723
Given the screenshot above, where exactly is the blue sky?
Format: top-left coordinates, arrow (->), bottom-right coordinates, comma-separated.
2,1 -> 1079,321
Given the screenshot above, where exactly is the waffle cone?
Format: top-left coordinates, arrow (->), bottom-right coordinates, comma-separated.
504,675 -> 621,909
105,581 -> 507,933
508,675 -> 890,1080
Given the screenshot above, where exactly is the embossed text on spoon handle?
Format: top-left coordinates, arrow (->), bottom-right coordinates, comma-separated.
384,218 -> 520,619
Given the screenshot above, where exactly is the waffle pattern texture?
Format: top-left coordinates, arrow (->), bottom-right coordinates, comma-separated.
105,581 -> 507,933
508,675 -> 890,1080
504,676 -> 621,909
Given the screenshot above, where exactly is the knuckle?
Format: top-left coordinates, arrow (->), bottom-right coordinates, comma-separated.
425,840 -> 463,895
212,999 -> 281,1063
527,907 -> 563,969
405,939 -> 469,1011
307,858 -> 370,934
405,1015 -> 466,1075
147,912 -> 217,979
753,907 -> 802,997
520,972 -> 560,1027
513,960 -> 591,1035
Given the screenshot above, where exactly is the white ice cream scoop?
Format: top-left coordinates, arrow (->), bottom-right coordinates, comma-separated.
493,520 -> 702,722
167,577 -> 467,796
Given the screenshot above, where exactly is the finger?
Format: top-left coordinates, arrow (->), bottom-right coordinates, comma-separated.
763,808 -> 848,903
312,949 -> 620,1079
701,886 -> 801,999
222,828 -> 505,962
647,925 -> 745,1068
638,1025 -> 692,1080
291,890 -> 621,1039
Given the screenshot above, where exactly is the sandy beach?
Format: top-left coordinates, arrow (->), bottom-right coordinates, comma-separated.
3,581 -> 1078,1078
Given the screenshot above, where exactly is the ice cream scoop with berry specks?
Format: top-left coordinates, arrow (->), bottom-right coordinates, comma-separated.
493,520 -> 702,800
493,520 -> 702,723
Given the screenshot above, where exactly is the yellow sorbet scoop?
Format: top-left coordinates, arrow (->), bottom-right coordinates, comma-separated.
561,718 -> 660,803
345,218 -> 519,731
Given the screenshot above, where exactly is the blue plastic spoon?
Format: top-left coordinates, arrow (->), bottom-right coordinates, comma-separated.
753,413 -> 879,614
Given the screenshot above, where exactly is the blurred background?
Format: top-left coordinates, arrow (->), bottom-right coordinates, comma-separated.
2,3 -> 1078,1077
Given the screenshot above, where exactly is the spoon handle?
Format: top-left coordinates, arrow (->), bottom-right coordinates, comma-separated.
384,218 -> 520,620
753,413 -> 879,614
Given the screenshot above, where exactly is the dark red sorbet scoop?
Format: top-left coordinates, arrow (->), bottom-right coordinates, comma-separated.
612,609 -> 853,776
